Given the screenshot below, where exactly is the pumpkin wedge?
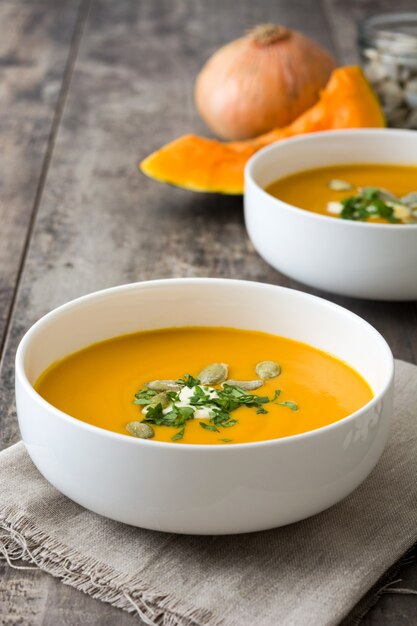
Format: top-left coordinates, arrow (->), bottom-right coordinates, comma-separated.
140,66 -> 385,195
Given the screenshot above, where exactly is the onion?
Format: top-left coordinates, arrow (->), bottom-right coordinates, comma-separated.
195,24 -> 337,140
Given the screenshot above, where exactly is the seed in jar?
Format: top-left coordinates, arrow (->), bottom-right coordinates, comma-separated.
399,67 -> 412,83
405,109 -> 417,129
364,59 -> 387,83
363,47 -> 379,61
405,79 -> 417,108
379,80 -> 403,109
384,61 -> 399,82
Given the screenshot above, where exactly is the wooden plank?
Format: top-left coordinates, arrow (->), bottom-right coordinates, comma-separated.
0,0 -> 84,353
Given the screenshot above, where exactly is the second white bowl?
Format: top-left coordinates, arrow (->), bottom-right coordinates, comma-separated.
244,129 -> 417,301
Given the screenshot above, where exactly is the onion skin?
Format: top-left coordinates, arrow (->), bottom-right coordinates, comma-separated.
195,25 -> 337,140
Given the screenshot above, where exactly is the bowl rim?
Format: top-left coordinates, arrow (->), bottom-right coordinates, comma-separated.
245,128 -> 417,231
16,278 -> 394,451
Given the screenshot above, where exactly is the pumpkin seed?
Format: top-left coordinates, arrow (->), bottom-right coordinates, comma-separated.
148,392 -> 170,409
327,179 -> 353,191
146,380 -> 182,392
360,187 -> 398,203
401,192 -> 417,208
126,421 -> 155,439
224,379 -> 264,391
255,360 -> 281,380
198,363 -> 228,385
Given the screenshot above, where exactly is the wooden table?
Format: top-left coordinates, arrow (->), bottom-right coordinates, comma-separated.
1,0 -> 416,623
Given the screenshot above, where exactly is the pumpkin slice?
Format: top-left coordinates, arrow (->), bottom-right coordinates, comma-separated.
140,66 -> 385,195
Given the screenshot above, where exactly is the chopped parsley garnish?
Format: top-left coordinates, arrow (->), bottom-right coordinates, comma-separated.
171,427 -> 185,442
132,370 -> 299,442
277,401 -> 299,411
199,422 -> 220,432
340,188 -> 400,223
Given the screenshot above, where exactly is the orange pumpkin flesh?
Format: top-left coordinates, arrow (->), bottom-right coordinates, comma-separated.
140,67 -> 385,195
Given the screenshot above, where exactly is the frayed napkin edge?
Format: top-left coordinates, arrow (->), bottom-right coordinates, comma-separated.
340,543 -> 416,626
0,506 -> 222,626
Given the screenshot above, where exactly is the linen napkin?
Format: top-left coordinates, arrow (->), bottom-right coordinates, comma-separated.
1,359 -> 416,626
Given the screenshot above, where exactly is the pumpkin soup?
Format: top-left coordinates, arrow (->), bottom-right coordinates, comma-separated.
35,327 -> 373,445
266,163 -> 417,224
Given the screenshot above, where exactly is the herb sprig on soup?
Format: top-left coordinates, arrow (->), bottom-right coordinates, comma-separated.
131,361 -> 294,442
266,164 -> 417,224
34,327 -> 373,445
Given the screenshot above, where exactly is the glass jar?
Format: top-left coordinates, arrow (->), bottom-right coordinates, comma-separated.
358,12 -> 417,128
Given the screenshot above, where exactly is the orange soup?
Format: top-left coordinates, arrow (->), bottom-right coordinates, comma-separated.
35,327 -> 373,445
266,163 -> 417,224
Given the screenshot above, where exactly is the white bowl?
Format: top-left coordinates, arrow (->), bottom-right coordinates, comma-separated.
244,129 -> 417,300
15,279 -> 393,535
